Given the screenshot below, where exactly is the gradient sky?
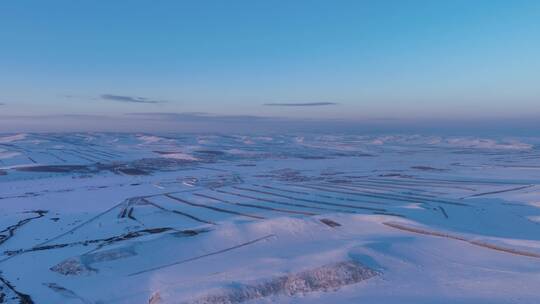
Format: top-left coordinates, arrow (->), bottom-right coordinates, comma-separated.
1,0 -> 539,131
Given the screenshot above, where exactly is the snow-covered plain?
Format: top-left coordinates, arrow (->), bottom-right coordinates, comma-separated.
0,133 -> 539,303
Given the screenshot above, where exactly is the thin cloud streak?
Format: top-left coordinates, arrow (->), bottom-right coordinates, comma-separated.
263,102 -> 338,107
101,94 -> 165,104
126,112 -> 273,123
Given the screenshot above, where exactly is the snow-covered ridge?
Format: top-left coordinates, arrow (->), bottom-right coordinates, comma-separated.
445,137 -> 533,150
0,133 -> 27,143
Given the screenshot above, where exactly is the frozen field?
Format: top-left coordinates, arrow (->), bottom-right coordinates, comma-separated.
1,133 -> 539,303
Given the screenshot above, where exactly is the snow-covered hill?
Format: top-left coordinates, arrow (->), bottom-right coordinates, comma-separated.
1,133 -> 539,303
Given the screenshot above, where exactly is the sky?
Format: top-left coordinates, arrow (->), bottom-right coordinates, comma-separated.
1,0 -> 539,133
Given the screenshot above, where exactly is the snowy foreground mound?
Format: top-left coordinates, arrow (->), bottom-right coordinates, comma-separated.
0,133 -> 539,303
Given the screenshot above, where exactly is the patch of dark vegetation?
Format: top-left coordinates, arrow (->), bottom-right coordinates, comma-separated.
131,157 -> 201,170
182,174 -> 243,188
195,150 -> 226,156
373,211 -> 406,217
116,168 -> 149,176
355,152 -> 375,157
13,156 -> 205,178
232,186 -> 387,212
0,192 -> 47,201
253,184 -> 309,195
320,218 -> 341,228
149,292 -> 162,304
384,222 -> 540,259
43,283 -> 90,304
51,247 -> 138,276
15,165 -> 90,173
140,198 -> 217,225
320,171 -> 344,176
95,163 -> 150,176
182,261 -> 378,304
302,184 -> 468,207
5,227 -> 210,257
254,169 -> 322,183
195,192 -> 317,216
236,163 -> 256,167
331,152 -> 374,157
464,185 -> 534,198
153,151 -> 181,155
296,155 -> 327,160
0,273 -> 34,304
327,179 -> 352,184
411,166 -> 448,172
100,158 -> 203,175
0,210 -> 48,246
165,194 -> 265,220
214,189 -> 322,215
438,206 -> 449,218
377,173 -> 414,178
127,207 -> 136,220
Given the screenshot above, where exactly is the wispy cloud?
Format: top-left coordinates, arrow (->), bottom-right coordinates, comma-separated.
101,94 -> 165,104
263,102 -> 338,107
0,103 -> 4,106
126,112 -> 271,122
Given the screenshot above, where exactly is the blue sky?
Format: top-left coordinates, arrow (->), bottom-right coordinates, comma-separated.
1,0 -> 539,131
